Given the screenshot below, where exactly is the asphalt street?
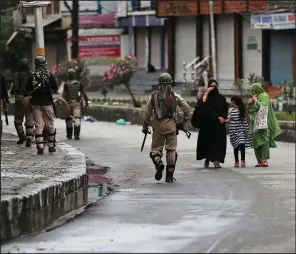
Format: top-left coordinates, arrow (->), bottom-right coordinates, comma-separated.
2,117 -> 295,253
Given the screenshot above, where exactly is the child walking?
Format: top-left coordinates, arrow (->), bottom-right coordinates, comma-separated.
226,96 -> 252,168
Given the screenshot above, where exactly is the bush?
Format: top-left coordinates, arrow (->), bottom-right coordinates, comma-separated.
52,59 -> 91,86
101,56 -> 140,107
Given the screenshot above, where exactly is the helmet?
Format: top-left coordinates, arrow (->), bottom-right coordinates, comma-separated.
158,72 -> 173,85
34,56 -> 47,66
67,68 -> 76,79
19,58 -> 29,70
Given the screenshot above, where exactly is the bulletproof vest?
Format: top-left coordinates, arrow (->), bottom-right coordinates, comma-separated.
67,80 -> 81,102
17,71 -> 30,96
151,91 -> 177,120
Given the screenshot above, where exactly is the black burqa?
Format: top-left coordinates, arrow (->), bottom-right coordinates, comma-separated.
194,79 -> 228,163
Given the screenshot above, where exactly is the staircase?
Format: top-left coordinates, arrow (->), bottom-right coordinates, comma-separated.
181,56 -> 211,98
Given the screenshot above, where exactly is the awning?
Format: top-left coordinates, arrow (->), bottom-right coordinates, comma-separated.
6,31 -> 19,46
19,15 -> 61,29
78,13 -> 117,28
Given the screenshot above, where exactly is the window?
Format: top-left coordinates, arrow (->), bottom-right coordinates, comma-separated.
24,7 -> 34,15
53,0 -> 60,14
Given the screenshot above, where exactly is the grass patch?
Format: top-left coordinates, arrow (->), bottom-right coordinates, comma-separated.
275,112 -> 296,121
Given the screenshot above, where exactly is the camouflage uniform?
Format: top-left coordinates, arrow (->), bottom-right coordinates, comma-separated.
63,68 -> 88,140
11,59 -> 34,147
142,73 -> 191,182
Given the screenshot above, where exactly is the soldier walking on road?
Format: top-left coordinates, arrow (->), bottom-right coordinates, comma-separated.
62,68 -> 89,140
142,73 -> 191,182
11,59 -> 34,147
25,56 -> 58,155
0,73 -> 10,143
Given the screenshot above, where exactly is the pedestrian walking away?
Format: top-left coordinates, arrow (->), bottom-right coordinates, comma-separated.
62,68 -> 89,140
192,79 -> 228,169
225,96 -> 253,168
25,56 -> 58,155
10,58 -> 34,147
142,72 -> 191,182
0,72 -> 10,144
248,83 -> 281,167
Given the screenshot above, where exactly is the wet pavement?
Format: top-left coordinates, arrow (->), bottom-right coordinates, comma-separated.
1,117 -> 295,253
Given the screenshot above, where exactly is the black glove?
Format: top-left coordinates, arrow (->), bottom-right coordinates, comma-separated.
177,122 -> 185,130
142,125 -> 149,134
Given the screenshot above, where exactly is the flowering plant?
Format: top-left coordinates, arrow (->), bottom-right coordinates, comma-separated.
52,59 -> 91,86
101,56 -> 140,107
248,73 -> 264,85
102,56 -> 137,86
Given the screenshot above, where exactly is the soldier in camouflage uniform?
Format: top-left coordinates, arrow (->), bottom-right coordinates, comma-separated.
62,68 -> 89,140
142,73 -> 191,182
11,59 -> 34,147
1,73 -> 10,144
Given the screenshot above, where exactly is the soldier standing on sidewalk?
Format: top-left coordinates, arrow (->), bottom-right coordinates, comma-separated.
0,72 -> 10,143
25,56 -> 58,155
11,59 -> 34,147
62,68 -> 88,140
142,73 -> 191,182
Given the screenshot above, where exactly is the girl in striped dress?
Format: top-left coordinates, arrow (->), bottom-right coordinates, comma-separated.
225,96 -> 253,168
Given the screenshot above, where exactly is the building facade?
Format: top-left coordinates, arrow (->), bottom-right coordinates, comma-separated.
156,0 -> 296,93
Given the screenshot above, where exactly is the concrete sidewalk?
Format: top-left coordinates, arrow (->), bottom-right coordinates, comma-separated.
0,132 -> 88,242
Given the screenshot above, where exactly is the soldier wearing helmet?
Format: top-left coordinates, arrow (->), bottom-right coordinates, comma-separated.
11,58 -> 34,147
62,68 -> 89,140
25,56 -> 58,155
142,72 -> 191,182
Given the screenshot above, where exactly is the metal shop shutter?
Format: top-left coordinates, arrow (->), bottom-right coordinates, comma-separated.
270,30 -> 294,85
242,17 -> 262,79
216,14 -> 235,82
150,27 -> 161,70
136,28 -> 146,69
174,16 -> 196,83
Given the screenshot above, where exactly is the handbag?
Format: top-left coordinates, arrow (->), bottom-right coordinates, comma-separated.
253,105 -> 268,132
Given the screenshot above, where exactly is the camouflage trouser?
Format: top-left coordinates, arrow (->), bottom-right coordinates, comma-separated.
32,105 -> 55,149
150,131 -> 178,171
14,96 -> 34,140
66,102 -> 81,128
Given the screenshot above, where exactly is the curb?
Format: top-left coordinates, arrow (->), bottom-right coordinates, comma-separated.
0,137 -> 88,243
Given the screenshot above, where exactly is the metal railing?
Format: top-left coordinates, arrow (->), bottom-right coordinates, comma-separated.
182,55 -> 211,91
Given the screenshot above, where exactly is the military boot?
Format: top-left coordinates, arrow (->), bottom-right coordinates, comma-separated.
165,166 -> 176,183
25,138 -> 32,148
74,126 -> 80,140
17,131 -> 26,145
37,146 -> 44,155
66,127 -> 73,139
48,146 -> 56,153
154,160 -> 165,181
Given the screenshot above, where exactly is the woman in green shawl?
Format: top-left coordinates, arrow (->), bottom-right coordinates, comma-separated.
248,83 -> 281,167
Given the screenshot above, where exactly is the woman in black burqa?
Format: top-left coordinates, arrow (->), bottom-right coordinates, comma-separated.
193,79 -> 228,168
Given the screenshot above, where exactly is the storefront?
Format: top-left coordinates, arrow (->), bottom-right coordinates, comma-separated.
251,12 -> 296,86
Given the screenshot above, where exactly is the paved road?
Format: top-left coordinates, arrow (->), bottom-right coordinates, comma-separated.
2,117 -> 295,253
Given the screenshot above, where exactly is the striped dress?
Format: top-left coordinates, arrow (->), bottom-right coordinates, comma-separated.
229,108 -> 253,149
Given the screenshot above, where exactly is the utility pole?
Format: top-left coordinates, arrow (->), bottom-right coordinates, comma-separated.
209,1 -> 217,80
22,1 -> 51,57
72,0 -> 79,60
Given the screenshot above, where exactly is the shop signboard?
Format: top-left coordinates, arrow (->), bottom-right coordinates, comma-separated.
251,13 -> 296,30
69,35 -> 121,59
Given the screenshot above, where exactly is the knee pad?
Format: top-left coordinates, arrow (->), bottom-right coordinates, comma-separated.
150,150 -> 162,165
74,117 -> 81,127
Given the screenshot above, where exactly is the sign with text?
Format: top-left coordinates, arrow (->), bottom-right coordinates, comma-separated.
69,35 -> 121,59
251,13 -> 296,30
156,0 -> 197,17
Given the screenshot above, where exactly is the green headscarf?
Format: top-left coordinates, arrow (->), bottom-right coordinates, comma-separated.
251,83 -> 265,96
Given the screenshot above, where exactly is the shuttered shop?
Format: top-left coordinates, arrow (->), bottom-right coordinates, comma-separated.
150,27 -> 161,70
174,16 -> 196,83
136,28 -> 146,69
270,30 -> 294,85
216,14 -> 235,83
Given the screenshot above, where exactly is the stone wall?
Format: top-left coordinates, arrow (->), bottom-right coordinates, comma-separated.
86,105 -> 296,143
